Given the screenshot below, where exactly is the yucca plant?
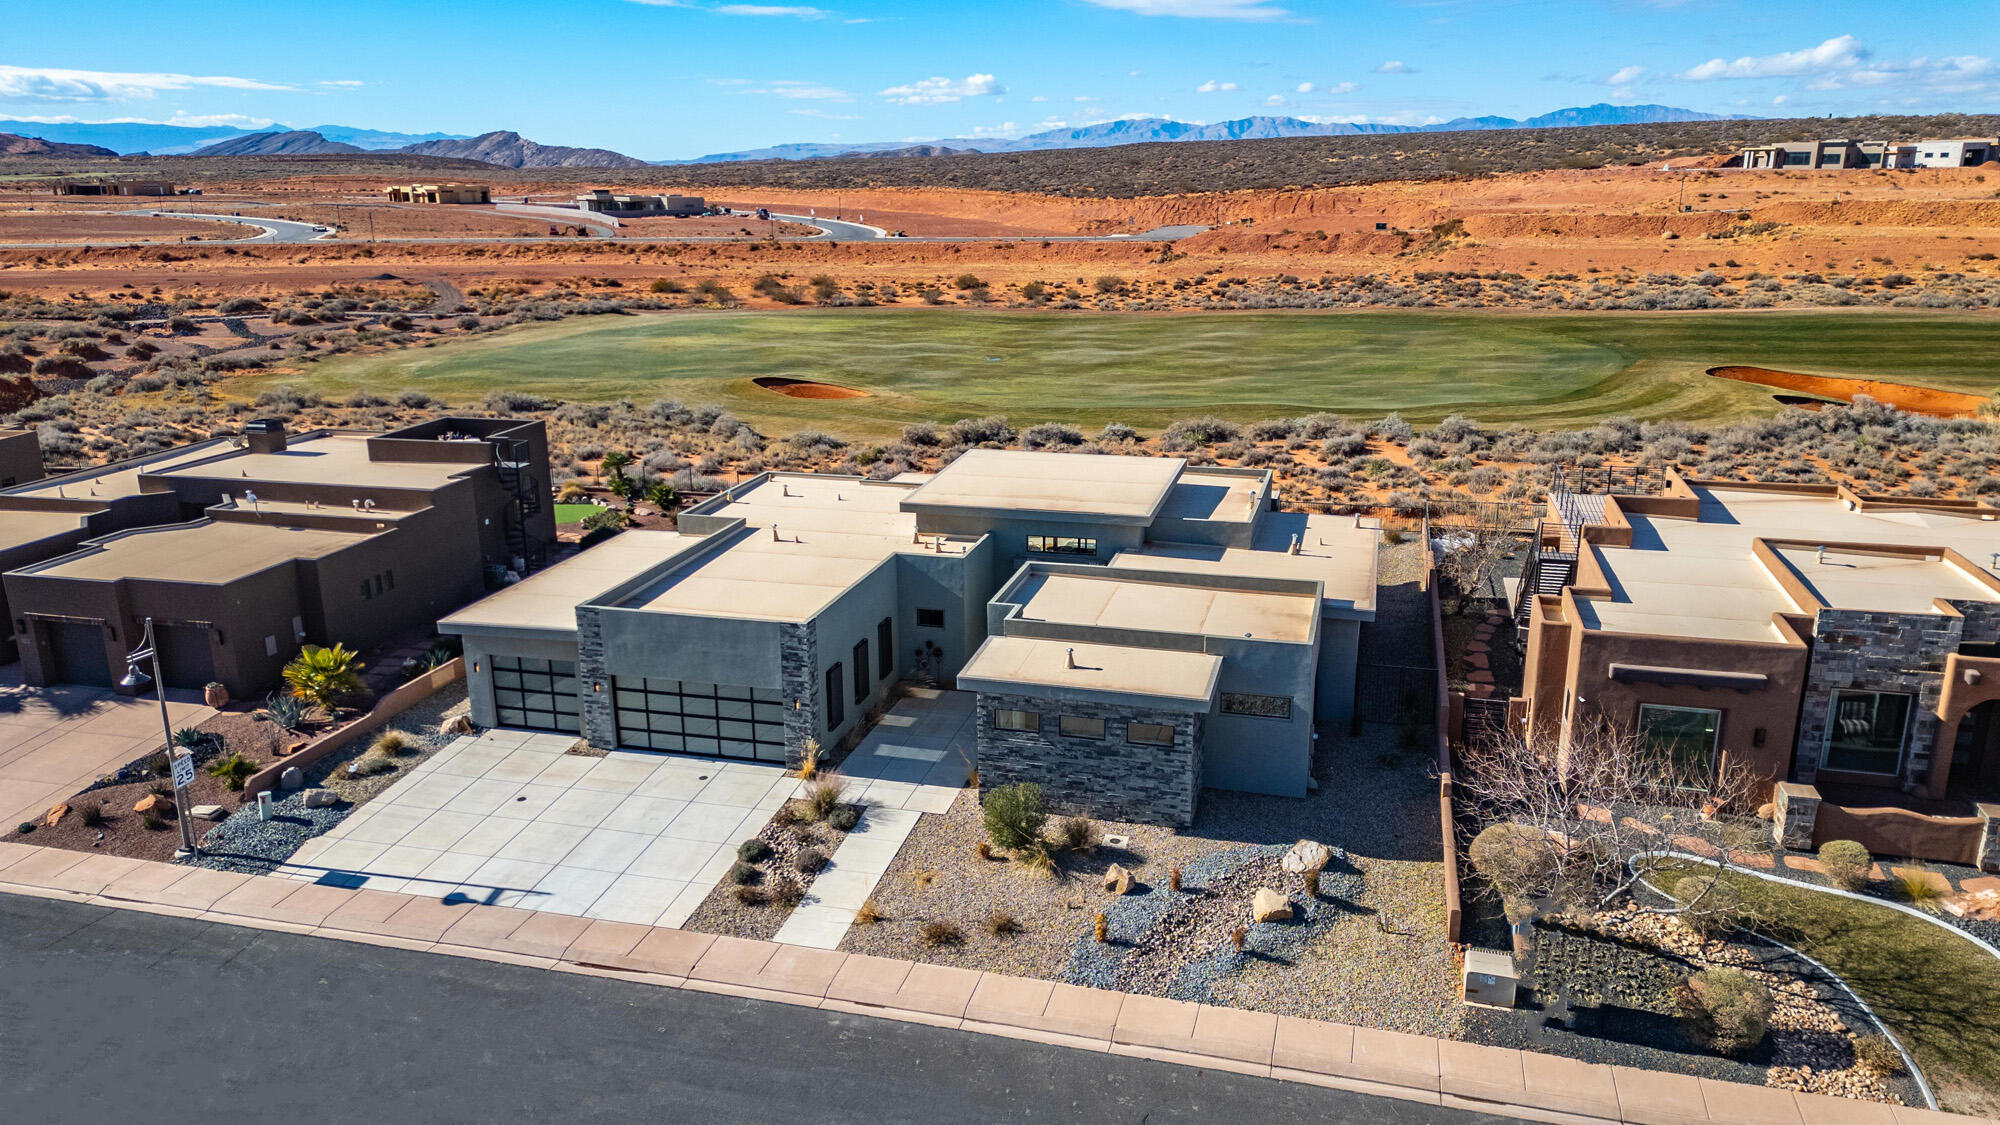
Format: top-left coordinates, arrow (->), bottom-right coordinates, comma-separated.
283,643 -> 365,716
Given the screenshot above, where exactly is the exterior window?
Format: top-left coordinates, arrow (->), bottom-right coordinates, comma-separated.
1824,690 -> 1912,775
1027,534 -> 1097,556
852,641 -> 869,703
1059,714 -> 1106,740
877,618 -> 894,679
1638,704 -> 1720,789
1221,692 -> 1291,720
1127,721 -> 1175,747
916,608 -> 945,629
994,708 -> 1039,732
825,664 -> 845,730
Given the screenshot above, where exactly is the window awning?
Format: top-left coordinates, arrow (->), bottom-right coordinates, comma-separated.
1607,663 -> 1769,692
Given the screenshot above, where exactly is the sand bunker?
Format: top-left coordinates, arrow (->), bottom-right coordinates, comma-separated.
752,376 -> 870,399
1708,365 -> 1989,418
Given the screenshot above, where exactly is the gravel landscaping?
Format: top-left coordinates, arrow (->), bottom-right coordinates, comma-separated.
682,795 -> 859,941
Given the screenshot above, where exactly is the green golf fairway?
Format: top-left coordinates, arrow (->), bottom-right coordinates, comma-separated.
238,309 -> 2000,439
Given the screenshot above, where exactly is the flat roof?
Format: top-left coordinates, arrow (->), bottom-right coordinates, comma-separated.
0,507 -> 96,555
1112,511 -> 1380,619
1156,469 -> 1263,525
1579,486 -> 2000,642
442,531 -> 707,635
25,520 -> 373,583
155,433 -> 471,491
1010,570 -> 1315,643
6,439 -> 233,503
957,635 -> 1221,707
901,449 -> 1185,523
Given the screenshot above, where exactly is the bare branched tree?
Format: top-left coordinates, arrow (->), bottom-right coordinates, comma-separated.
1431,496 -> 1534,615
1456,722 -> 1770,926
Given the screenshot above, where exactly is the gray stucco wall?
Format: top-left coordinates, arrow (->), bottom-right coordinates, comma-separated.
975,690 -> 1203,827
896,534 -> 998,686
1315,617 -> 1361,725
1204,632 -> 1315,798
912,512 -> 1146,576
809,559 -> 901,753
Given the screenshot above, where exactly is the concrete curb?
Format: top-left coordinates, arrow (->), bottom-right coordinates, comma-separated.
0,841 -> 1986,1125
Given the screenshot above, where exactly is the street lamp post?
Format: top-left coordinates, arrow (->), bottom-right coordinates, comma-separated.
121,617 -> 198,857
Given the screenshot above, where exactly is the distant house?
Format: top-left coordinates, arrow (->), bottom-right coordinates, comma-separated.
383,183 -> 491,204
1739,137 -> 1997,171
53,180 -> 177,197
573,190 -> 704,216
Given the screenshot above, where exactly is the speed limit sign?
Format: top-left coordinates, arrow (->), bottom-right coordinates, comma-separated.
170,751 -> 195,790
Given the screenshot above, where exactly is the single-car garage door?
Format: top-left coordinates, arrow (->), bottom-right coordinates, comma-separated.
612,677 -> 787,761
490,655 -> 581,733
46,621 -> 112,687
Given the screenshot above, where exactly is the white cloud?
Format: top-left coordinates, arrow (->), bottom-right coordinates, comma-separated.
1195,79 -> 1238,93
1772,94 -> 1789,105
745,80 -> 852,100
1295,81 -> 1314,93
1602,65 -> 1645,86
1264,94 -> 1286,106
1679,35 -> 1864,80
790,107 -> 860,119
1030,94 -> 1048,102
1,111 -> 275,128
1078,0 -> 1289,19
1373,60 -> 1412,75
0,64 -> 292,103
317,79 -> 364,89
878,73 -> 1003,105
712,4 -> 829,15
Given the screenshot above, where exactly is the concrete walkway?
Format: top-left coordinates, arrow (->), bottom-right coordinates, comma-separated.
0,670 -> 213,828
0,840 -> 1974,1125
770,804 -> 921,949
835,687 -> 976,814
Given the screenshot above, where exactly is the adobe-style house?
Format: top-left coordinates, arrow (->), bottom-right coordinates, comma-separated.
0,417 -> 554,698
1510,470 -> 2000,871
443,450 -> 1379,826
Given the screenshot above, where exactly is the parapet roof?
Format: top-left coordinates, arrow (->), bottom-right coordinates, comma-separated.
1006,569 -> 1316,643
442,531 -> 706,636
1578,485 -> 2000,643
22,520 -> 375,584
901,449 -> 1186,524
1112,511 -> 1380,620
956,635 -> 1221,709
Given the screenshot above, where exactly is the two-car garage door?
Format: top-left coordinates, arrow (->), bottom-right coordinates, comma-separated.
613,677 -> 788,762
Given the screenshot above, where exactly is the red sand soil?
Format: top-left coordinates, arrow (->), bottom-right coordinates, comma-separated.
1708,365 -> 1990,418
0,212 -> 258,243
752,376 -> 870,399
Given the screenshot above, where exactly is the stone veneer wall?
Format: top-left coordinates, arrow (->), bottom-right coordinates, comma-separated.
974,692 -> 1203,828
576,606 -> 616,749
779,620 -> 819,769
1795,608 -> 1961,789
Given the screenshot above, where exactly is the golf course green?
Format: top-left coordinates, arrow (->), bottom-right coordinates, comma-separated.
238,309 -> 2000,438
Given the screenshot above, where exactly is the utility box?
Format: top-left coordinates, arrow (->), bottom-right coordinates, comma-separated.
1462,949 -> 1519,1009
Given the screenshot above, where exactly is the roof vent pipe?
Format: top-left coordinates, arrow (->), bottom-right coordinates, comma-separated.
1066,647 -> 1076,670
772,524 -> 781,541
1289,534 -> 1301,556
1816,545 -> 1828,564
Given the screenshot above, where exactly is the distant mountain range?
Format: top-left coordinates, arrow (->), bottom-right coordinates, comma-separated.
6,122 -> 650,169
0,120 -> 470,156
190,130 -> 364,157
0,132 -> 116,158
674,103 -> 1743,163
397,131 -> 649,169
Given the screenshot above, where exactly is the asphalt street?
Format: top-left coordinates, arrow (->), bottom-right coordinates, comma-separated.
2,891 -> 1521,1124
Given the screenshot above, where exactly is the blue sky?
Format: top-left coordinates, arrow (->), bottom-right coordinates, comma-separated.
2,0 -> 1994,159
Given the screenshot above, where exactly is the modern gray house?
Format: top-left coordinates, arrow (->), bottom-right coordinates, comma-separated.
443,449 -> 1378,825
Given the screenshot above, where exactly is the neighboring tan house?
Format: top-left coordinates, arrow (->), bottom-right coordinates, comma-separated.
53,180 -> 178,196
573,191 -> 705,216
443,450 -> 1379,826
0,417 -> 555,697
383,183 -> 492,204
1510,470 -> 2000,870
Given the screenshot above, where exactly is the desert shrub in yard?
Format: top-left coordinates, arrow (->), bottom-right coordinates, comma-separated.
948,415 -> 1014,446
370,731 -> 413,758
1818,840 -> 1874,892
149,751 -> 173,778
1055,815 -> 1098,854
734,885 -> 768,906
1897,867 -> 1945,909
854,898 -> 884,925
982,783 -> 1047,852
727,860 -> 761,886
140,809 -> 165,831
737,838 -> 774,864
15,821 -> 32,834
1678,968 -> 1772,1055
1672,875 -> 1740,939
826,803 -> 861,832
794,846 -> 829,874
919,920 -> 964,948
1161,416 -> 1242,449
803,775 -> 847,822
771,802 -> 801,828
78,803 -> 102,827
350,751 -> 398,777
986,910 -> 1021,936
283,643 -> 365,715
1852,1034 -> 1903,1076
1020,422 -> 1084,449
1469,822 -> 1561,904
205,753 -> 258,791
1097,422 -> 1140,444
258,691 -> 309,733
770,880 -> 805,908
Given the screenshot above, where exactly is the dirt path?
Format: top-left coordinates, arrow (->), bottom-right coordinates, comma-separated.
1708,365 -> 1992,417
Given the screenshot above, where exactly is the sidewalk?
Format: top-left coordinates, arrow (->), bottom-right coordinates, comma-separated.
0,839 -> 1981,1125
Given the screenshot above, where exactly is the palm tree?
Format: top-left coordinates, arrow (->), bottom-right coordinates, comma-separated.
283,643 -> 365,717
599,450 -> 634,486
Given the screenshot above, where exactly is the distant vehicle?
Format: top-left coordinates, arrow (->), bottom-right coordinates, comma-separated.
755,208 -> 771,221
892,230 -> 906,238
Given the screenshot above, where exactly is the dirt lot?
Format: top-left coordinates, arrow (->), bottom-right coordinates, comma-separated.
0,211 -> 258,243
256,203 -> 553,239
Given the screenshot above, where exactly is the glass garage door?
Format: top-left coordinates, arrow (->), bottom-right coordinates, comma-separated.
613,677 -> 788,761
490,656 -> 581,733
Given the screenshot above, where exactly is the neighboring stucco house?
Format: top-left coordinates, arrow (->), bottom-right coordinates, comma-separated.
444,449 -> 1379,826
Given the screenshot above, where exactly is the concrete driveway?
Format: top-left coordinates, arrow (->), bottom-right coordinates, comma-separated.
0,669 -> 214,829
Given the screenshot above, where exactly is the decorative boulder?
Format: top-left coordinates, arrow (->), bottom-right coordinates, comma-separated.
1101,863 -> 1134,895
300,788 -> 339,809
43,803 -> 69,827
1252,888 -> 1293,923
441,714 -> 475,736
279,766 -> 304,791
133,794 -> 171,815
1281,839 -> 1332,875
